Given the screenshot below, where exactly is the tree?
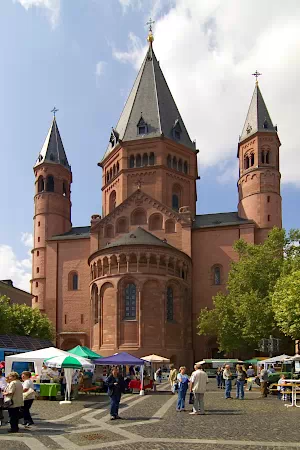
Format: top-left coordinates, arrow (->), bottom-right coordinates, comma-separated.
197,228 -> 299,354
0,295 -> 54,340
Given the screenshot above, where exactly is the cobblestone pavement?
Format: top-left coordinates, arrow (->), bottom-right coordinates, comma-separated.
1,381 -> 300,450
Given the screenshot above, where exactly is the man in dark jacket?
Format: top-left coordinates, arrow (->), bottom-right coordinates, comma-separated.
106,366 -> 126,420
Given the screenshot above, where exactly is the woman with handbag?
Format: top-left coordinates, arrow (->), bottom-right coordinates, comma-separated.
20,371 -> 36,428
176,366 -> 189,412
3,372 -> 23,433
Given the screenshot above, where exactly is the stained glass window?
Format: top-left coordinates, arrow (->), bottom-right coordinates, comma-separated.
214,267 -> 221,285
72,273 -> 78,290
125,283 -> 136,319
167,287 -> 174,321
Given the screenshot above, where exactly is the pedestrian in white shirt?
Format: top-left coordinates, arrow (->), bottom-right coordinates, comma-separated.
0,370 -> 7,425
20,371 -> 35,428
189,363 -> 208,415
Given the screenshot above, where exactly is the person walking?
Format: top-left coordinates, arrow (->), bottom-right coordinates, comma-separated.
223,364 -> 233,399
3,372 -> 23,433
0,370 -> 7,426
236,365 -> 247,399
176,366 -> 189,411
259,367 -> 269,398
169,364 -> 178,394
189,363 -> 208,415
20,371 -> 36,428
246,365 -> 255,391
107,366 -> 126,420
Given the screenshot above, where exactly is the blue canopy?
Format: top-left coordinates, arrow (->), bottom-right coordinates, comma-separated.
93,351 -> 145,366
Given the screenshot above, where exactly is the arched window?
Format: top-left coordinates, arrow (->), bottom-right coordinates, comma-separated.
214,266 -> 221,285
136,154 -> 141,167
172,156 -> 177,170
91,284 -> 98,324
178,159 -> 183,172
116,217 -> 128,234
46,175 -> 54,192
250,153 -> 255,166
149,213 -> 163,231
244,156 -> 249,170
124,283 -> 136,319
110,168 -> 113,179
131,208 -> 147,225
165,219 -> 175,233
149,152 -> 155,165
166,286 -> 174,321
63,182 -> 67,197
261,151 -> 265,164
183,161 -> 188,174
266,151 -> 270,164
105,224 -> 114,238
172,184 -> 181,212
116,161 -> 120,172
167,154 -> 171,168
38,176 -> 44,193
142,153 -> 148,166
69,272 -> 79,290
106,172 -> 110,183
129,155 -> 135,168
113,164 -> 116,176
109,190 -> 116,213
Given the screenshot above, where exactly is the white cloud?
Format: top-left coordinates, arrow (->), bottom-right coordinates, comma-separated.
14,0 -> 60,28
118,0 -> 142,13
113,0 -> 300,187
95,61 -> 106,77
0,233 -> 32,292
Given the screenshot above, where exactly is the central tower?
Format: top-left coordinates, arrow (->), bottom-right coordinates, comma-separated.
99,31 -> 199,218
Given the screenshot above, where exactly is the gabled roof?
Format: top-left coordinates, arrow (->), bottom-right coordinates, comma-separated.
49,226 -> 90,241
240,83 -> 277,143
34,117 -> 70,170
103,43 -> 195,160
105,226 -> 174,250
193,212 -> 254,229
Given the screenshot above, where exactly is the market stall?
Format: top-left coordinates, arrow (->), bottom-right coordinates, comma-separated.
141,354 -> 170,381
257,354 -> 291,371
5,347 -> 68,376
94,352 -> 146,395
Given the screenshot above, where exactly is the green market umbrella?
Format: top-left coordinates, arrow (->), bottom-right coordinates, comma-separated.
68,345 -> 102,360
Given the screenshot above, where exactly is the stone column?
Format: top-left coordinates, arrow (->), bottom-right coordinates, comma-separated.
108,256 -> 111,275
165,256 -> 170,275
101,259 -> 104,277
117,255 -> 120,273
126,255 -> 130,272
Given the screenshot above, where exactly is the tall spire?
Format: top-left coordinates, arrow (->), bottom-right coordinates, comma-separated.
240,80 -> 277,143
35,113 -> 70,170
102,30 -> 195,160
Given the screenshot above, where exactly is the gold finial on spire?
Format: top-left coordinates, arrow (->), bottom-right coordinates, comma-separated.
252,70 -> 262,85
146,18 -> 155,45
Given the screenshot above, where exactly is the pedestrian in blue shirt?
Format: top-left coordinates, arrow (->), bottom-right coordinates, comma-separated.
176,366 -> 189,412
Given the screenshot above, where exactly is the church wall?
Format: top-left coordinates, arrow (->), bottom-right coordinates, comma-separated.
44,241 -> 58,331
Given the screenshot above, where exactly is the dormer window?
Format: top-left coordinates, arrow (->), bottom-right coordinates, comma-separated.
263,119 -> 269,129
172,118 -> 182,140
137,116 -> 148,136
109,128 -> 119,148
246,123 -> 252,134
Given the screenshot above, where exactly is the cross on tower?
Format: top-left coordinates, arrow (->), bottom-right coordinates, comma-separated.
146,17 -> 155,32
51,107 -> 59,117
252,70 -> 262,84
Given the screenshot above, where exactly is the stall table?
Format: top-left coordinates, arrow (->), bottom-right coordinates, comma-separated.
129,379 -> 153,393
284,380 -> 300,408
39,383 -> 60,400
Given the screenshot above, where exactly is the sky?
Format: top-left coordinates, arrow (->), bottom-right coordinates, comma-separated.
0,0 -> 300,291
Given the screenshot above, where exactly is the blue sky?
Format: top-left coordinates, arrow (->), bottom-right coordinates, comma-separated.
0,0 -> 300,290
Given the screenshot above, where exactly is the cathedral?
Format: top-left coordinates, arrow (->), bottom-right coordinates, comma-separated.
31,32 -> 282,366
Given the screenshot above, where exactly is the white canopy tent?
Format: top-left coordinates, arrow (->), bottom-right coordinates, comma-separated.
141,354 -> 170,364
257,354 -> 290,370
5,347 -> 69,376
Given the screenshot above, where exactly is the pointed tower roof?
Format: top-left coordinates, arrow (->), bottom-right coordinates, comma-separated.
34,116 -> 70,170
103,40 -> 195,160
240,83 -> 277,143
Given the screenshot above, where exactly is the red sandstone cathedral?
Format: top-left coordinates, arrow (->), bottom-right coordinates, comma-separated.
31,33 -> 282,366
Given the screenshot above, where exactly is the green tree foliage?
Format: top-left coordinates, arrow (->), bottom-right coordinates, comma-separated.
197,228 -> 300,353
0,295 -> 54,340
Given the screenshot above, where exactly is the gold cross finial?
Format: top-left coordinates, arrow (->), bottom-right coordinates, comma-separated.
146,18 -> 155,45
51,107 -> 59,117
252,70 -> 262,85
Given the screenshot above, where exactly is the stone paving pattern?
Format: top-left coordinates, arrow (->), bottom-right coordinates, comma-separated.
0,381 -> 300,450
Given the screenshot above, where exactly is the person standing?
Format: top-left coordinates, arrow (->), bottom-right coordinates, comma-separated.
259,367 -> 269,398
0,370 -> 7,426
236,365 -> 247,399
223,364 -> 233,399
155,367 -> 162,384
3,372 -> 23,433
246,365 -> 255,391
107,366 -> 126,420
20,371 -> 35,428
189,363 -> 208,415
169,365 -> 178,394
216,367 -> 223,389
71,370 -> 80,400
176,367 -> 189,411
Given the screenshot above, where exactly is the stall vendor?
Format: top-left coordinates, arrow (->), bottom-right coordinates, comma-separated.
40,364 -> 57,383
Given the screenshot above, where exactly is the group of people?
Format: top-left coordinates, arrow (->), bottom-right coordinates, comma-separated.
169,363 -> 209,414
0,370 -> 35,433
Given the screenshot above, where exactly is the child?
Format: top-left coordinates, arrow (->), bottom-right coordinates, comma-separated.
277,374 -> 287,400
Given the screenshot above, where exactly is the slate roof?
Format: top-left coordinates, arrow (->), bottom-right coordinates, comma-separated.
240,83 -> 277,143
103,43 -> 195,160
104,227 -> 174,250
50,226 -> 90,241
193,212 -> 254,229
0,335 -> 53,351
34,117 -> 70,170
